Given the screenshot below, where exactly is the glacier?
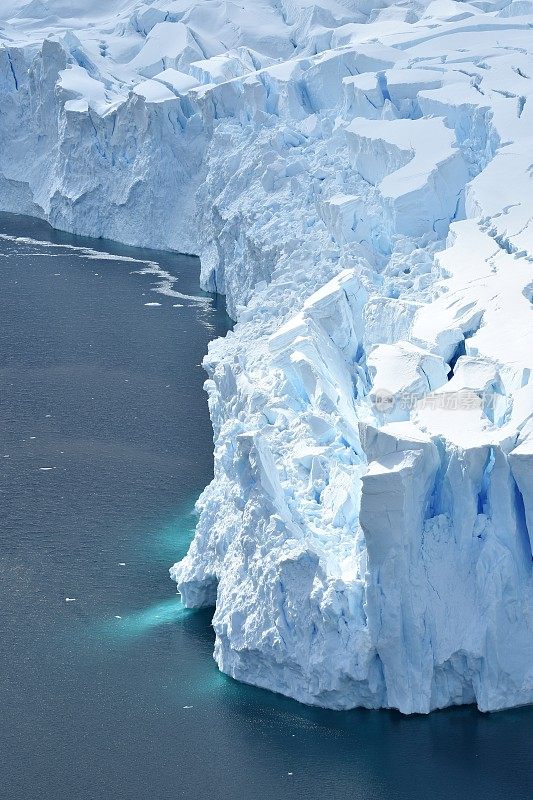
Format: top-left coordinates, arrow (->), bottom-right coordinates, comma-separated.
1,0 -> 532,713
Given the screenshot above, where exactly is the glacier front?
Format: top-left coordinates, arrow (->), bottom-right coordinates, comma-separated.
1,0 -> 533,713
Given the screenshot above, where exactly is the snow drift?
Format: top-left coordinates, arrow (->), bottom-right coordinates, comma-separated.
1,0 -> 532,713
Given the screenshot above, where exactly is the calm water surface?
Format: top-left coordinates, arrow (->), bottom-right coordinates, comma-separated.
1,213 -> 531,800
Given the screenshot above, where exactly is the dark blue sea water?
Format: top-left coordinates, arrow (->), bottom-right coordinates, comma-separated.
1,212 -> 531,800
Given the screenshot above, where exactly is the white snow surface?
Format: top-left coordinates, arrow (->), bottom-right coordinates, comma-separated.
1,0 -> 533,713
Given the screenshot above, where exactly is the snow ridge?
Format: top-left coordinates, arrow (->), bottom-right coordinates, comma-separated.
1,0 -> 533,713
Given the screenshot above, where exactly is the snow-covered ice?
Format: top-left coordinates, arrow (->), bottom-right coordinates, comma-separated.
1,0 -> 533,713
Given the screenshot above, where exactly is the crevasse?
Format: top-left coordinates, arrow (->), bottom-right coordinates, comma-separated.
1,0 -> 532,713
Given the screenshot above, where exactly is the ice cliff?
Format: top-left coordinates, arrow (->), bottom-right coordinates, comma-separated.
1,0 -> 532,713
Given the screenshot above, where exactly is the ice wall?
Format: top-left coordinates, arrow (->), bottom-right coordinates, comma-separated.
1,0 -> 533,712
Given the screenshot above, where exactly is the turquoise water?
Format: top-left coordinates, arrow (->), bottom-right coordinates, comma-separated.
1,213 -> 531,800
